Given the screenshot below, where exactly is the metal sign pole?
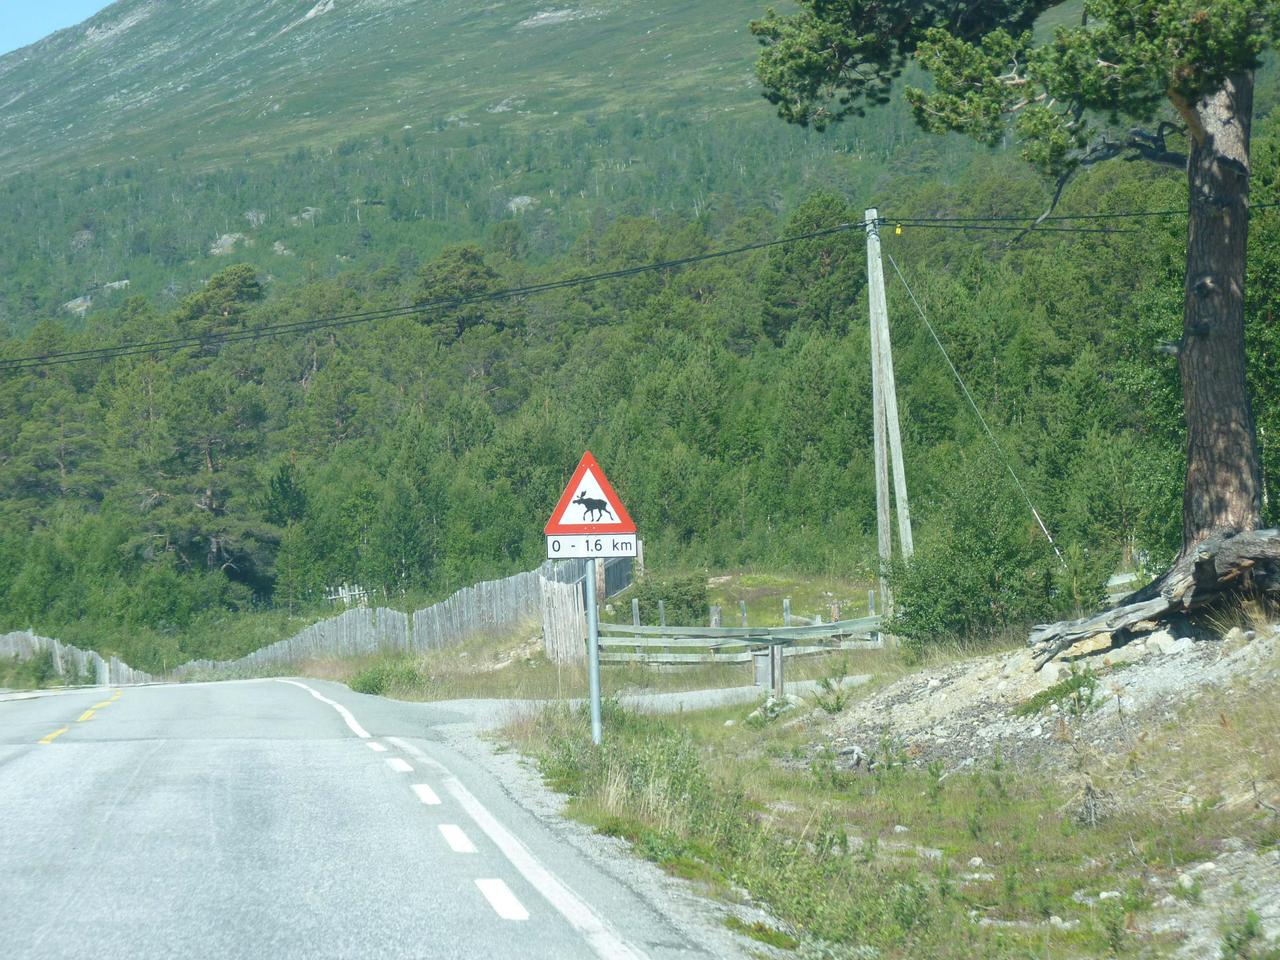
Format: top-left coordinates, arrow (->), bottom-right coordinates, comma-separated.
585,557 -> 603,745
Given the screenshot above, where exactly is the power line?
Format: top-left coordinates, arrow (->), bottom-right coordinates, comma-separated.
889,222 -> 1138,234
0,220 -> 867,370
5,196 -> 1274,371
885,198 -> 1280,225
884,249 -> 1066,566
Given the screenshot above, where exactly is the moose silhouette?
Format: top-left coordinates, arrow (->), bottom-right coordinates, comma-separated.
573,490 -> 616,523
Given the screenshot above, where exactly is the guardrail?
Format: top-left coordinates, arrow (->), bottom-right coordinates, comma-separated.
596,615 -> 883,665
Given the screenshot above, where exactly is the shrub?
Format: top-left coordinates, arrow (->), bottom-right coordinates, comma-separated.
630,575 -> 708,626
349,657 -> 424,696
889,451 -> 1091,649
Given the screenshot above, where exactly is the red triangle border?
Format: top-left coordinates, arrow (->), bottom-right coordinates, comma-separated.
544,451 -> 636,535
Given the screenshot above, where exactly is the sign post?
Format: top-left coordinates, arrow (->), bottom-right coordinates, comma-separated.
545,451 -> 636,746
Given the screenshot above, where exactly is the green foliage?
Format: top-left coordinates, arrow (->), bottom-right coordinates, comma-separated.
723,916 -> 800,950
812,656 -> 855,715
8,70 -> 1280,669
1220,910 -> 1280,960
1015,665 -> 1101,718
631,576 -> 710,627
889,451 -> 1080,647
348,658 -> 425,697
0,650 -> 56,690
755,0 -> 1280,178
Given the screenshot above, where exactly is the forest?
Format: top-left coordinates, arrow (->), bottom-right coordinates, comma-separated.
4,76 -> 1280,674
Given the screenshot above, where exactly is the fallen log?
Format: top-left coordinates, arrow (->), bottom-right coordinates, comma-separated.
1029,528 -> 1280,669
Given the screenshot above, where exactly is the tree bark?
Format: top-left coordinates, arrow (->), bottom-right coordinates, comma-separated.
1178,72 -> 1262,551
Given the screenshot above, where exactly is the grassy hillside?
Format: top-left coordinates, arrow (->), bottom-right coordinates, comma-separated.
0,0 -> 774,176
0,0 -> 979,330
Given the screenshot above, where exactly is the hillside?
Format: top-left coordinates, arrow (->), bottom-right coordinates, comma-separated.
0,0 -> 969,329
0,0 -> 769,176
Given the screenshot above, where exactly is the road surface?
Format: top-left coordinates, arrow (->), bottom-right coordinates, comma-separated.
0,679 -> 728,959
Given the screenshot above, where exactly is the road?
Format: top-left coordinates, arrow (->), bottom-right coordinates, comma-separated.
0,679 -> 728,959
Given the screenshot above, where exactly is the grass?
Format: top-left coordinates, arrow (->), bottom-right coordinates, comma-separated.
503,637 -> 1280,958
299,622 -> 773,702
0,650 -> 61,689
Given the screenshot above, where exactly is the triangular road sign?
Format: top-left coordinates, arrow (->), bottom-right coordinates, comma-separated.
545,451 -> 636,535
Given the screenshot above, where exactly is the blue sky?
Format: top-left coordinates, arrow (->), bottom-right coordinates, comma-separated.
0,1 -> 115,56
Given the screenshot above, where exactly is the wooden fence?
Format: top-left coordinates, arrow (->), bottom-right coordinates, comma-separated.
0,631 -> 155,686
0,556 -> 637,684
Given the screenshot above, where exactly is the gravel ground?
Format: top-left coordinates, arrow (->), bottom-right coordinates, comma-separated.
815,627 -> 1279,773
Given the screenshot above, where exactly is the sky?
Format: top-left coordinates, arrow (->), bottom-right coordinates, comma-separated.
0,1 -> 115,57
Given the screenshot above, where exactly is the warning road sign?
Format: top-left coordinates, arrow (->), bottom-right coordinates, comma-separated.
545,451 -> 636,559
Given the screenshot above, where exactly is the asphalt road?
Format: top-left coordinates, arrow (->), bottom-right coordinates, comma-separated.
0,679 -> 720,960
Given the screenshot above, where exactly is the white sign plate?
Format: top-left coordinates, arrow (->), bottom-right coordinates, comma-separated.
546,534 -> 637,559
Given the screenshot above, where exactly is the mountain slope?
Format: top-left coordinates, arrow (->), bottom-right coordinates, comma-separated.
0,0 -> 768,175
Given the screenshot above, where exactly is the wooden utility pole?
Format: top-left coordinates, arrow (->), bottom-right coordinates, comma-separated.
865,210 -> 915,616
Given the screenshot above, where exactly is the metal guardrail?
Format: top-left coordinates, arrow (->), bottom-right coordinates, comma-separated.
596,615 -> 883,664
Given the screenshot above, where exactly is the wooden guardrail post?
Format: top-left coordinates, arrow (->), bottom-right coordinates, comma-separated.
658,599 -> 666,627
632,598 -> 640,626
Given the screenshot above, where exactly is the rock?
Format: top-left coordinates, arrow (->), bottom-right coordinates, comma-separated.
1002,649 -> 1035,677
1177,872 -> 1195,891
893,824 -> 909,835
1099,890 -> 1122,900
1188,861 -> 1217,875
927,677 -> 942,690
1038,662 -> 1063,684
723,720 -> 735,727
917,847 -> 943,861
1103,640 -> 1150,666
1153,635 -> 1196,657
968,856 -> 984,868
1063,632 -> 1115,659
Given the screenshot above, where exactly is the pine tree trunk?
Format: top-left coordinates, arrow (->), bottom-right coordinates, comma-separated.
1178,71 -> 1262,552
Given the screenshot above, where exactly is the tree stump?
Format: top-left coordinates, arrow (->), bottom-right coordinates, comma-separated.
1028,529 -> 1280,669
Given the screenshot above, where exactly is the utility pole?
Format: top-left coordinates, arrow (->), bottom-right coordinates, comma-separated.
865,210 -> 914,617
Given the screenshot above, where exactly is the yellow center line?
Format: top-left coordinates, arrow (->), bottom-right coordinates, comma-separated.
77,709 -> 96,722
92,701 -> 112,710
109,691 -> 122,701
39,727 -> 69,745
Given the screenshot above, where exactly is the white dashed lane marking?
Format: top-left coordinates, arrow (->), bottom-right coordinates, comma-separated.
367,741 -> 387,753
270,683 -> 651,959
439,824 -> 477,853
412,784 -> 441,805
475,878 -> 529,921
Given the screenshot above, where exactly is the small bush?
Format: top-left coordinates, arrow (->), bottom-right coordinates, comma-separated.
348,657 -> 425,696
812,656 -> 854,714
631,575 -> 709,626
1015,665 -> 1100,717
0,650 -> 57,690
